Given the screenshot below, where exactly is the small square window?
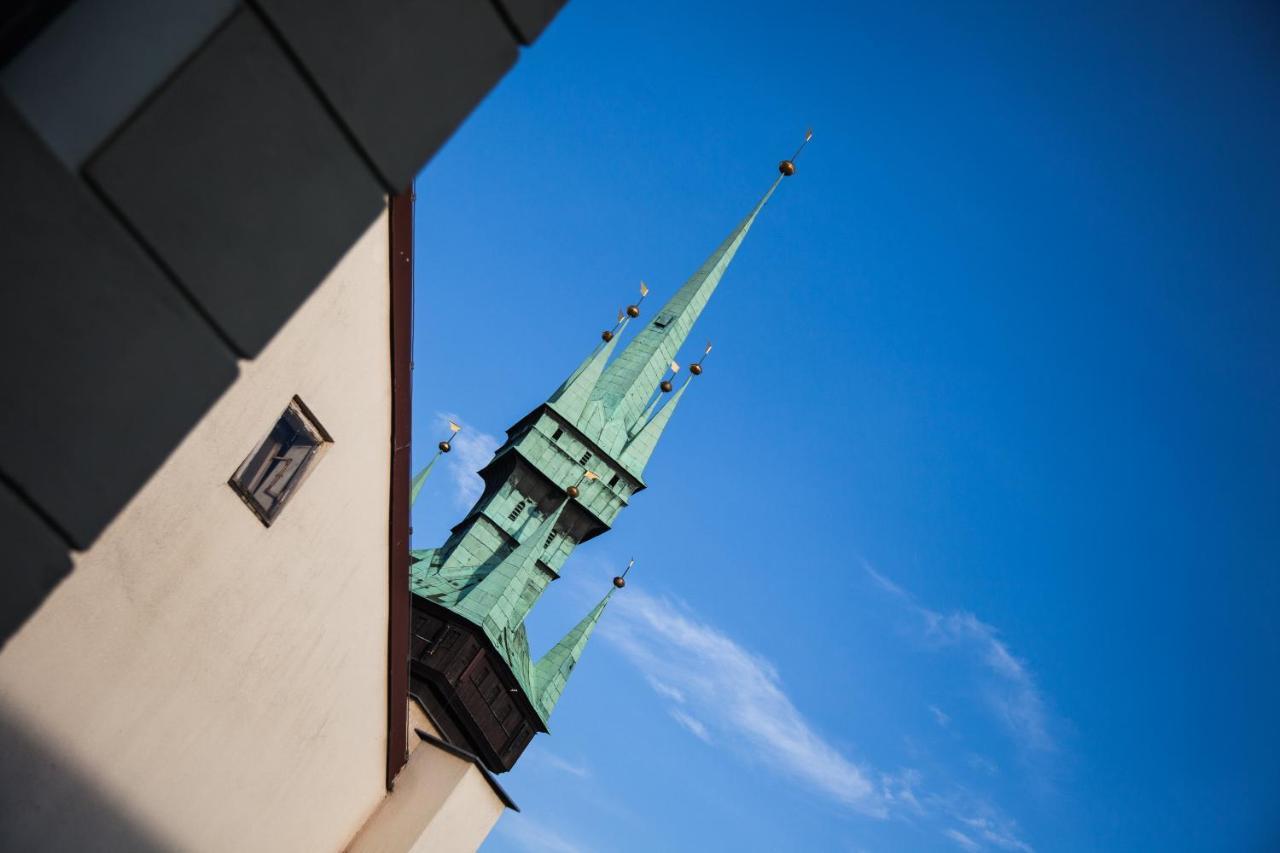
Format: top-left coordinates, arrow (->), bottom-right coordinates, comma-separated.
608,474 -> 620,487
653,312 -> 676,328
229,397 -> 331,526
579,451 -> 591,465
551,428 -> 563,441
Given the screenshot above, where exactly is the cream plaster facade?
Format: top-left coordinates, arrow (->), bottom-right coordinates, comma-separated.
345,702 -> 507,853
0,209 -> 395,852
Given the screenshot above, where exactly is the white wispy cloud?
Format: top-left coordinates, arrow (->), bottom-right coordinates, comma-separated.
533,748 -> 591,779
880,768 -> 925,815
435,412 -> 499,508
945,828 -> 981,851
864,562 -> 1054,755
605,588 -> 886,816
925,785 -> 1037,852
495,815 -> 583,853
669,708 -> 712,743
958,815 -> 1036,853
922,611 -> 1052,755
646,677 -> 686,704
930,705 -> 951,727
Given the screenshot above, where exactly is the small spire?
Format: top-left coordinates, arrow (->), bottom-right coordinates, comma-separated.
619,374 -> 695,475
409,457 -> 436,506
549,305 -> 632,423
531,564 -> 631,720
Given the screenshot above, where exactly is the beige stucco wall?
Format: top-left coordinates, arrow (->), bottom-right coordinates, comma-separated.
346,702 -> 506,853
0,208 -> 394,852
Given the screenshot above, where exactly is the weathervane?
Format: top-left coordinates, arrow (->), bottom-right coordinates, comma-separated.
626,280 -> 649,319
437,419 -> 462,453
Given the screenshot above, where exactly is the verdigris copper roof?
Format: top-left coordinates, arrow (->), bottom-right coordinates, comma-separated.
409,165 -> 791,725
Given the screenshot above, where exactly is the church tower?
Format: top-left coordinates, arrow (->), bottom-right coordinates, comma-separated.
408,142 -> 808,772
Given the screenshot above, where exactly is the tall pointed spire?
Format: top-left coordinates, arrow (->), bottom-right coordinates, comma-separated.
586,175 -> 783,446
408,138 -> 810,772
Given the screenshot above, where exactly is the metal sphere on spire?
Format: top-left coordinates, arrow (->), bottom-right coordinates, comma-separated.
613,557 -> 636,588
779,127 -> 813,177
438,440 -> 451,453
601,329 -> 614,342
626,304 -> 640,317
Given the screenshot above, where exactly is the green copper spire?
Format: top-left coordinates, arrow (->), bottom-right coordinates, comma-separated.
619,374 -> 693,475
409,148 -> 807,765
410,457 -> 436,505
585,175 -> 784,455
549,316 -> 631,424
531,588 -> 614,720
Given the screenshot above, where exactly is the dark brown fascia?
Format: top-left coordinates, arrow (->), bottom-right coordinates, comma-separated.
386,188 -> 414,789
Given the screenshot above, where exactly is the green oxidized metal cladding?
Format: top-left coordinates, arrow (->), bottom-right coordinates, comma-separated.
407,174 -> 784,723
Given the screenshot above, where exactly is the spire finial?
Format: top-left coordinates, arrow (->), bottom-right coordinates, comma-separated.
602,307 -> 626,342
626,281 -> 649,318
659,359 -> 681,393
566,468 -> 599,499
438,419 -> 462,453
778,127 -> 814,176
613,557 -> 635,589
412,419 -> 462,505
689,341 -> 713,376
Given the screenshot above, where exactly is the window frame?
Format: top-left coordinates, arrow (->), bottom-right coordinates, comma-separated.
228,396 -> 332,527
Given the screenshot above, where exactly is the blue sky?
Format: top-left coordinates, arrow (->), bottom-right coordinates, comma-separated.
408,2 -> 1280,850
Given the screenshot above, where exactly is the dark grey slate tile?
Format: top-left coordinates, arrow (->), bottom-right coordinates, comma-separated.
490,0 -> 568,45
0,97 -> 237,550
0,0 -> 238,169
0,485 -> 71,648
257,0 -> 517,191
86,7 -> 385,357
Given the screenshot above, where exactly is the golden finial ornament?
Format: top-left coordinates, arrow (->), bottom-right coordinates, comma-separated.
778,127 -> 813,177
690,341 -> 712,376
566,484 -> 580,499
627,281 -> 649,317
659,359 -> 680,393
613,557 -> 635,589
437,420 -> 462,454
601,329 -> 614,342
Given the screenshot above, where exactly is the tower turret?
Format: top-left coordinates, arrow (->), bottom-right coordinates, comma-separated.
409,142 -> 806,772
